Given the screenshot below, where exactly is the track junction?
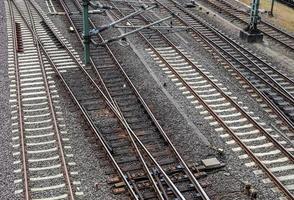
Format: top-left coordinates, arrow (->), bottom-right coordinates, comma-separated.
1,0 -> 294,199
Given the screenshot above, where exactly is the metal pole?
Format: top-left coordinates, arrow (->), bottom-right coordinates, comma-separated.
97,15 -> 172,45
248,0 -> 260,32
83,0 -> 90,64
89,4 -> 157,35
270,0 -> 275,16
240,0 -> 263,42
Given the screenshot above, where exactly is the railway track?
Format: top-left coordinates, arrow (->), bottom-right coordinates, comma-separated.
104,1 -> 294,199
13,0 -> 213,199
58,0 -> 212,199
7,0 -> 294,198
147,0 -> 294,135
277,0 -> 294,8
6,0 -> 81,199
191,0 -> 294,51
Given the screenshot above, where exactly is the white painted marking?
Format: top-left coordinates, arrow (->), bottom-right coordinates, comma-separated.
229,124 -> 253,130
286,184 -> 294,190
21,95 -> 47,102
278,174 -> 294,181
242,136 -> 266,143
14,189 -> 23,194
224,118 -> 247,124
199,93 -> 221,98
27,147 -> 57,154
262,157 -> 288,164
21,81 -> 44,87
219,112 -> 241,118
75,192 -> 84,196
30,173 -> 63,181
226,140 -> 235,145
24,119 -> 52,125
13,152 -> 20,156
28,155 -> 59,163
73,181 -> 81,185
23,101 -> 48,107
31,193 -> 67,200
14,179 -> 22,184
270,165 -> 294,173
27,140 -> 55,146
215,127 -> 224,132
20,77 -> 43,82
235,129 -> 260,136
31,183 -> 65,192
21,91 -> 46,96
255,149 -> 281,157
14,168 -> 21,173
26,132 -> 54,139
238,154 -> 248,159
30,164 -> 61,171
24,113 -> 50,119
25,126 -> 53,131
209,102 -> 231,108
245,162 -> 255,167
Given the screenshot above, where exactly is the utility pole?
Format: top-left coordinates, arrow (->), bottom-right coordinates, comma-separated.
269,0 -> 275,16
248,0 -> 260,32
81,2 -> 174,61
240,0 -> 263,42
83,0 -> 90,64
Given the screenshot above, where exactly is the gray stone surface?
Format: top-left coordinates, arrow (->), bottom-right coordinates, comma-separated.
181,0 -> 294,75
0,1 -> 17,199
0,0 -> 287,199
32,1 -> 127,199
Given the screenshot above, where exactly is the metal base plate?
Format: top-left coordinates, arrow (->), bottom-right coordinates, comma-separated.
240,29 -> 263,43
201,158 -> 221,169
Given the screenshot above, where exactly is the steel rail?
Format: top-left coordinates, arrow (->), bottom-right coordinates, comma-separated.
136,18 -> 294,200
38,46 -> 140,200
111,0 -> 294,162
154,0 -> 294,130
160,0 -> 294,102
117,110 -> 186,200
149,44 -> 294,199
276,0 -> 294,7
27,0 -> 121,126
7,1 -> 30,199
148,46 -> 294,200
58,1 -> 193,199
218,0 -> 294,39
113,100 -> 165,200
57,1 -> 184,199
28,1 -> 195,199
195,0 -> 294,51
19,1 -> 140,198
170,0 -> 294,85
58,0 -> 121,110
92,13 -> 212,200
108,3 -> 213,200
108,3 -> 294,199
185,29 -> 294,129
74,0 -> 212,198
62,0 -> 211,199
14,1 -> 76,199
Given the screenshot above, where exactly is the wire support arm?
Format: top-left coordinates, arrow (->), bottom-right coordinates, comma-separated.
95,15 -> 173,45
89,4 -> 158,34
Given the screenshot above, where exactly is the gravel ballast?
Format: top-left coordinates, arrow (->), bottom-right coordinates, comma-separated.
2,0 -> 289,199
0,1 -> 17,199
